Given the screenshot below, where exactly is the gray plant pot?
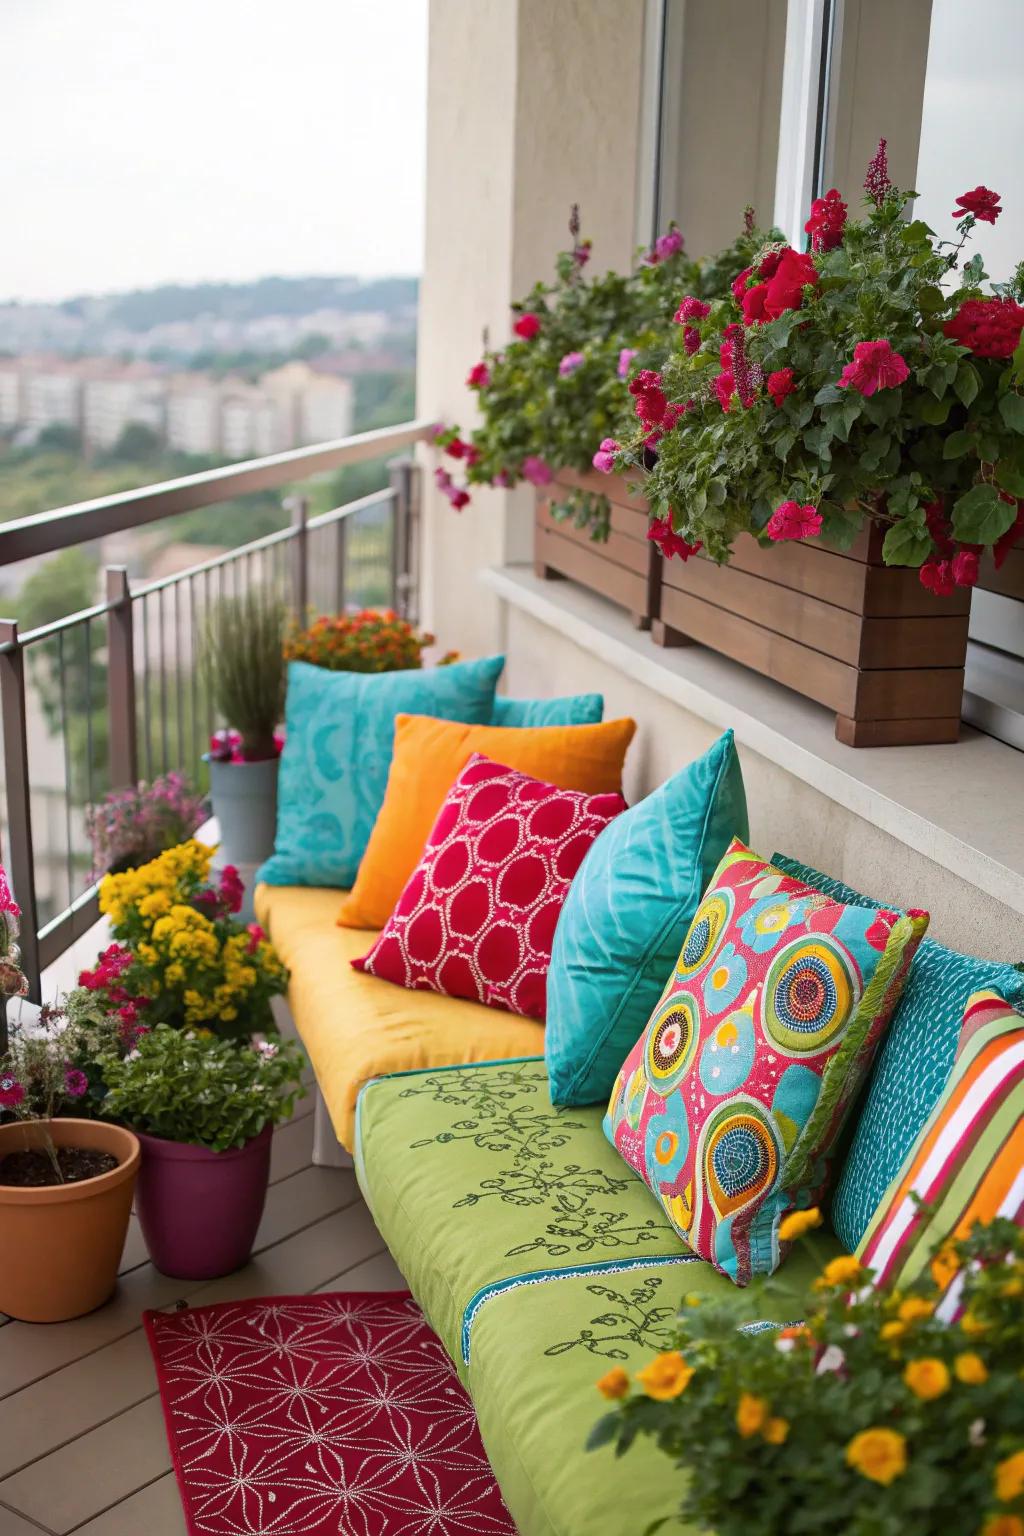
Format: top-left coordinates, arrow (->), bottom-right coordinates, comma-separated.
207,757 -> 279,902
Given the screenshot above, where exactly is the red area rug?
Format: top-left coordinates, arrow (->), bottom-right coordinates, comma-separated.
145,1291 -> 517,1535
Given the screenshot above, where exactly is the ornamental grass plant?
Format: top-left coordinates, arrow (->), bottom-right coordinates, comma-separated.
591,1216 -> 1024,1536
607,141 -> 1024,587
204,589 -> 287,760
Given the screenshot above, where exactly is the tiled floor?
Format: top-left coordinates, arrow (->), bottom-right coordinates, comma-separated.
0,1099 -> 404,1535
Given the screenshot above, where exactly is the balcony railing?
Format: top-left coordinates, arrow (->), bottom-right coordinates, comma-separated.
0,419 -> 433,1002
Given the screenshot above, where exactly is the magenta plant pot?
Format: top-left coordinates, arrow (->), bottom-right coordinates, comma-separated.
134,1124 -> 272,1280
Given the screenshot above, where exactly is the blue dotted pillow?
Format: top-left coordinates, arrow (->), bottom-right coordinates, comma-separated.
771,853 -> 1024,1250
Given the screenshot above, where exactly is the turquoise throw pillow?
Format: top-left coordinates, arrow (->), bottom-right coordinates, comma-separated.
257,655 -> 505,889
490,693 -> 603,727
545,730 -> 747,1106
771,853 -> 1024,1251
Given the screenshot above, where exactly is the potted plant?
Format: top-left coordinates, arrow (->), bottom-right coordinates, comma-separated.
85,770 -> 208,880
284,607 -> 448,673
590,1216 -> 1024,1536
0,900 -> 140,1321
92,839 -> 289,1041
204,588 -> 287,908
98,1023 -> 305,1279
606,142 -> 1024,744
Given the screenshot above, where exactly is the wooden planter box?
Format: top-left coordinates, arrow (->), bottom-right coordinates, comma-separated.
534,469 -> 658,629
652,523 -> 972,746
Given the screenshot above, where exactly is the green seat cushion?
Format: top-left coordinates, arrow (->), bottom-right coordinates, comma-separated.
354,1057 -> 689,1369
491,693 -> 603,727
545,730 -> 747,1106
772,853 -> 1024,1250
468,1240 -> 840,1536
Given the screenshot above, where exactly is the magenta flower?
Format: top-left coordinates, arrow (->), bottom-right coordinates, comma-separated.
648,228 -> 684,263
683,326 -> 701,355
0,867 -> 19,921
559,351 -> 585,377
674,296 -> 710,323
64,1068 -> 88,1099
513,312 -> 541,340
592,438 -> 619,475
0,1074 -> 25,1109
837,339 -> 909,396
647,518 -> 701,562
765,501 -> 823,542
617,348 -> 637,379
466,361 -> 490,388
522,456 -> 553,486
449,488 -> 470,509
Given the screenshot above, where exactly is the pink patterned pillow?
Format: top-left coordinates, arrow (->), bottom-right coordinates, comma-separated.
353,754 -> 626,1019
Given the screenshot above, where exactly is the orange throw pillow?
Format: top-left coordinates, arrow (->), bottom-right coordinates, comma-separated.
337,712 -> 636,930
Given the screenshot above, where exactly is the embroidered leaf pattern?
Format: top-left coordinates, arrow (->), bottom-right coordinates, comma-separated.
544,1278 -> 677,1361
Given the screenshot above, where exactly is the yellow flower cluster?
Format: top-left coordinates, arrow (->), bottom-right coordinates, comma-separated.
99,840 -> 214,927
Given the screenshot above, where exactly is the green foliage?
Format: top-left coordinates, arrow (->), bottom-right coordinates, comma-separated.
101,421 -> 164,464
620,171 -> 1024,571
99,1023 -> 305,1151
595,1220 -> 1024,1536
204,589 -> 287,758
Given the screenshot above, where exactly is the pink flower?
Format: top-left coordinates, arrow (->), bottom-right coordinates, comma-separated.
952,186 -> 1002,225
218,865 -> 244,915
434,465 -> 453,492
617,348 -> 637,379
592,438 -> 619,474
64,1068 -> 88,1099
952,549 -> 980,587
466,362 -> 490,388
246,922 -> 266,955
714,370 -> 736,412
674,296 -> 710,323
683,326 -> 701,355
513,312 -> 541,340
559,351 -> 585,377
0,1074 -> 25,1109
767,367 -> 796,407
0,867 -> 19,921
765,501 -> 823,542
522,456 -> 553,486
647,517 -> 701,562
837,339 -> 909,396
648,228 -> 684,264
449,488 -> 470,510
804,188 -> 847,252
492,471 -> 511,489
919,558 -> 956,597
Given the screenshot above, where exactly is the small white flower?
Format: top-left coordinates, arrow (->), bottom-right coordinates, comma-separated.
125,1049 -> 140,1062
256,1041 -> 278,1059
815,1345 -> 846,1376
775,1338 -> 795,1355
968,1418 -> 986,1447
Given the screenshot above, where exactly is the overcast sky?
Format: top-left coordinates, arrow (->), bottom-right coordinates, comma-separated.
0,0 -> 428,303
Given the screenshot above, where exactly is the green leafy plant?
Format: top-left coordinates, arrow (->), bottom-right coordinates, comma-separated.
611,142 -> 1024,589
590,1214 -> 1024,1536
99,1023 -> 305,1152
204,588 -> 287,760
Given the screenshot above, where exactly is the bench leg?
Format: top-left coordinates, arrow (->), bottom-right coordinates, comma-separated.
313,1086 -> 354,1169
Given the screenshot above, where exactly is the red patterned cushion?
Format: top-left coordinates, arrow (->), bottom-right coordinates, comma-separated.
353,754 -> 626,1019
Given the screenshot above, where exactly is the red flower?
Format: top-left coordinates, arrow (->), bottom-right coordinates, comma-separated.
838,339 -> 910,396
944,297 -> 1024,359
449,488 -> 470,510
919,558 -> 956,597
805,188 -> 847,252
952,549 -> 980,587
513,312 -> 541,340
629,369 -> 668,428
714,370 -> 736,412
674,296 -> 710,323
731,266 -> 752,303
952,186 -> 1002,224
765,501 -> 823,542
646,517 -> 701,561
683,325 -> 701,355
743,248 -> 818,325
218,865 -> 244,915
0,1074 -> 24,1109
466,362 -> 490,388
445,436 -> 471,460
767,367 -> 796,407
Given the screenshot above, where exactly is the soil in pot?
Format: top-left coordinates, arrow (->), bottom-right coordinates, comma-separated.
0,1146 -> 118,1186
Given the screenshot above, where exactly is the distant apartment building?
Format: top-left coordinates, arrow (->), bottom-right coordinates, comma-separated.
262,362 -> 354,447
24,361 -> 83,434
220,382 -> 286,460
82,364 -> 166,449
165,377 -> 222,457
0,361 -> 20,427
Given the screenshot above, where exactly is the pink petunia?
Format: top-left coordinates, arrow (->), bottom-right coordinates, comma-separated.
521,456 -> 553,487
837,339 -> 909,397
591,438 -> 620,475
765,501 -> 823,542
617,348 -> 637,379
466,362 -> 490,389
647,517 -> 701,562
513,312 -> 541,340
558,351 -> 585,377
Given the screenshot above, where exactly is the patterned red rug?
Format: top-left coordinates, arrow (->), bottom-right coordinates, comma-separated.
145,1291 -> 517,1535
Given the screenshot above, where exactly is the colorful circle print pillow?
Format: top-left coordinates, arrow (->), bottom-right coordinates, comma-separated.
354,754 -> 626,1020
604,840 -> 929,1286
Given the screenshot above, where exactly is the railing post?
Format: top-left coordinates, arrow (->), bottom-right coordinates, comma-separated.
388,458 -> 418,621
106,567 -> 138,790
0,620 -> 42,1005
286,495 -> 309,620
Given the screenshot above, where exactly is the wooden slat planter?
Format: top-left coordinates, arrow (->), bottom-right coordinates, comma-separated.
534,469 -> 658,629
652,522 -> 972,747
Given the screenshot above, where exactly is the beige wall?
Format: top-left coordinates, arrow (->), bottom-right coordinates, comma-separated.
417,0 -> 648,659
827,0 -> 932,195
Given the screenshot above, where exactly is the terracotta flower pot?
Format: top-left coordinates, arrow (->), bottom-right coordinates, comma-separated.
134,1123 -> 272,1280
0,1118 -> 140,1323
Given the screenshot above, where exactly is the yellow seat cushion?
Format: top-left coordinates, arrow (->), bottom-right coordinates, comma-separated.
255,883 -> 545,1149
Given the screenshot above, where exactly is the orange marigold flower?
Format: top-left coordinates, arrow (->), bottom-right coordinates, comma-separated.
777,1207 -> 822,1243
954,1352 -> 989,1386
880,1320 -> 908,1343
815,1255 -> 865,1290
636,1351 -> 694,1401
845,1427 -> 908,1486
996,1450 -> 1024,1503
596,1366 -> 630,1401
983,1515 -> 1024,1536
736,1392 -> 769,1438
904,1357 -> 950,1401
897,1297 -> 934,1323
763,1416 -> 790,1445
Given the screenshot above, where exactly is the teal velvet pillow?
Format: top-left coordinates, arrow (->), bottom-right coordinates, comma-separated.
490,693 -> 603,727
257,655 -> 505,889
771,853 -> 1024,1251
545,730 -> 748,1106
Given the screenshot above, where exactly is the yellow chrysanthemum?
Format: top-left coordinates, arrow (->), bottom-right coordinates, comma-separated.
897,1297 -> 934,1324
996,1450 -> 1024,1503
845,1427 -> 908,1486
777,1207 -> 822,1243
763,1416 -> 790,1445
735,1393 -> 769,1439
596,1367 -> 629,1401
636,1352 -> 695,1401
904,1357 -> 950,1401
815,1255 -> 865,1291
954,1352 -> 989,1386
880,1320 -> 907,1343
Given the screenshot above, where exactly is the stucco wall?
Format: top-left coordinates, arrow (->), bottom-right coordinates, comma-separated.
417,0 -> 648,659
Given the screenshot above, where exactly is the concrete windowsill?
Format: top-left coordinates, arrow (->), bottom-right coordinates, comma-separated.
483,564 -> 1024,918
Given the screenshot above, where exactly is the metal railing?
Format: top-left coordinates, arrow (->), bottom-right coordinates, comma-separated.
0,421 -> 431,1000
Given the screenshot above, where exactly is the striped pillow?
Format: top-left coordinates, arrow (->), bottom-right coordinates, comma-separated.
856,989 -> 1024,1310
